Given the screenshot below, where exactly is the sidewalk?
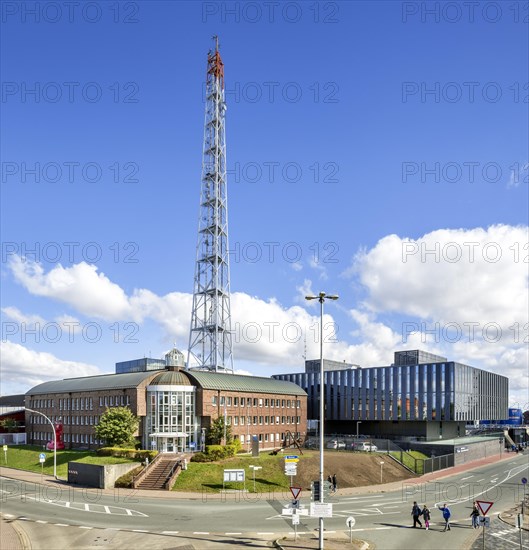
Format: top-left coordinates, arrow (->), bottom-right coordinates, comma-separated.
0,450 -> 519,501
0,516 -> 30,550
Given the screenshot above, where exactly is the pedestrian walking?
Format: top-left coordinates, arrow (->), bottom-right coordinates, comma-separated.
411,501 -> 423,528
438,503 -> 451,531
422,504 -> 431,530
332,473 -> 337,493
470,502 -> 480,528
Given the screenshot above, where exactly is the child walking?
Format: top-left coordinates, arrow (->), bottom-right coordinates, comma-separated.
422,505 -> 431,530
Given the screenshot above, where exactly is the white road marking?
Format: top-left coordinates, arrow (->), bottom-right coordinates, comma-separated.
257,532 -> 274,535
36,520 -> 47,524
84,503 -> 89,511
162,531 -> 179,534
460,476 -> 474,480
3,514 -> 14,518
460,484 -> 469,489
79,526 -> 92,530
476,478 -> 485,482
132,529 -> 148,533
104,506 -> 110,514
225,532 -> 242,535
193,532 -> 209,535
54,523 -> 68,527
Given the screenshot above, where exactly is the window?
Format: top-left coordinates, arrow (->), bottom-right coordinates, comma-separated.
234,397 -> 239,406
287,400 -> 291,408
253,416 -> 258,425
265,399 -> 269,407
282,400 -> 285,407
126,395 -> 130,406
276,399 -> 280,407
110,396 -> 114,406
234,416 -> 239,426
227,397 -> 232,406
240,397 -> 245,407
258,398 -> 263,406
259,416 -> 263,425
265,416 -> 269,425
59,399 -> 63,410
253,398 -> 258,406
276,416 -> 280,424
220,396 -> 225,406
265,434 -> 269,442
212,395 -> 217,405
104,396 -> 108,407
240,435 -> 245,444
99,397 -> 103,407
90,398 -> 93,410
80,399 -> 84,411
240,416 -> 245,425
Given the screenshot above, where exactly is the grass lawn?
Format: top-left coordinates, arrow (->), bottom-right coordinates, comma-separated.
172,453 -> 297,493
1,445 -> 136,478
389,450 -> 428,474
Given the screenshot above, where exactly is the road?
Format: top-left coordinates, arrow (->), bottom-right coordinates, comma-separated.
1,454 -> 528,549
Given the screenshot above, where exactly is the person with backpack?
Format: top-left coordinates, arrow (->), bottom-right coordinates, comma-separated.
470,502 -> 480,528
411,501 -> 423,528
422,504 -> 431,530
438,503 -> 451,531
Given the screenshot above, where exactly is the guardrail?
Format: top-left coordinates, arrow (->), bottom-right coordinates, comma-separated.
132,452 -> 163,489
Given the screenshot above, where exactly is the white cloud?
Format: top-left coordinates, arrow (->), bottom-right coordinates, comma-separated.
1,306 -> 45,325
352,224 -> 528,330
0,341 -> 102,395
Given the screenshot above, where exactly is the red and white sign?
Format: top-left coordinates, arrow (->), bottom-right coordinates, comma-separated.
476,500 -> 494,516
290,486 -> 302,500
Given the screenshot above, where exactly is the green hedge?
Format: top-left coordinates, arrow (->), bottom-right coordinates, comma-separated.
97,447 -> 158,460
190,444 -> 238,463
114,465 -> 143,488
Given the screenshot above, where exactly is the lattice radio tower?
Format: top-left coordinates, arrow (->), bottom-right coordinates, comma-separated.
188,37 -> 233,373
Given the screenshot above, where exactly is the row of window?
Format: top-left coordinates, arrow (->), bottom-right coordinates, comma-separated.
212,396 -> 301,408
30,395 -> 131,411
238,432 -> 301,444
59,397 -> 94,411
31,415 -> 101,426
228,415 -> 301,426
31,432 -> 103,445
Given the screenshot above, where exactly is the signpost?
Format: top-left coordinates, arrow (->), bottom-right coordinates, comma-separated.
39,452 -> 46,479
476,500 -> 493,549
346,516 -> 356,543
3,445 -> 7,465
249,465 -> 262,492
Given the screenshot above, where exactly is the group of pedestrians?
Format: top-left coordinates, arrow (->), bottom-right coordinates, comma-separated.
411,501 -> 482,531
411,502 -> 451,531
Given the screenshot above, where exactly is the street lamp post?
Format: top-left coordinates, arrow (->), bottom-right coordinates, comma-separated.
305,291 -> 338,550
25,407 -> 57,479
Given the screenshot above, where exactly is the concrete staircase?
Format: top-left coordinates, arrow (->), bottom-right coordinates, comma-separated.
135,454 -> 182,490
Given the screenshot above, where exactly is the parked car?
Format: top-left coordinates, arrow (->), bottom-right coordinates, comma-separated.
326,439 -> 346,449
356,442 -> 378,452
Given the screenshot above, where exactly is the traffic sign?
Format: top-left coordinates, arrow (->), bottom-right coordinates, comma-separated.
478,516 -> 490,527
476,500 -> 493,515
310,502 -> 333,518
2,445 -> 7,451
290,486 -> 302,500
292,513 -> 300,525
522,477 -> 527,484
346,516 -> 356,528
285,455 -> 299,463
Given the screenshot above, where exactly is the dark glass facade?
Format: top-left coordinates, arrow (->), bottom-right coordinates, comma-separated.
274,361 -> 508,423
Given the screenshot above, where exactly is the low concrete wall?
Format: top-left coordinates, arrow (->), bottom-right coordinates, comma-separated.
68,462 -> 141,489
453,439 -> 500,466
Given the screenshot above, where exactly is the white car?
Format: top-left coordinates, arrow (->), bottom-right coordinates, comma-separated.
326,439 -> 346,449
358,442 -> 378,452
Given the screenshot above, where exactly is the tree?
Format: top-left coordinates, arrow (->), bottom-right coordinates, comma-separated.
206,416 -> 232,445
94,407 -> 139,447
0,418 -> 19,432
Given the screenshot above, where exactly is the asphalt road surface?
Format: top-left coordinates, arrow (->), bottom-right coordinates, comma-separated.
1,454 -> 528,549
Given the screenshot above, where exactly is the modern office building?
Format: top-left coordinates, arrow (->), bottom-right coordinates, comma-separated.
24,350 -> 307,452
273,350 -> 509,440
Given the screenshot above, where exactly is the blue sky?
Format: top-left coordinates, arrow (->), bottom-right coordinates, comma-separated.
1,1 -> 528,408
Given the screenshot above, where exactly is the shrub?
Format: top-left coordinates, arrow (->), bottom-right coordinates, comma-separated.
97,447 -> 158,461
190,452 -> 209,463
114,465 -> 143,488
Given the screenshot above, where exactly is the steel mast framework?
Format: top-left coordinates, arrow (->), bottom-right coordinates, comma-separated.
188,38 -> 233,373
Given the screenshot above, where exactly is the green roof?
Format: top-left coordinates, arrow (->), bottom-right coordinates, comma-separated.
185,371 -> 306,396
149,370 -> 193,386
26,371 -> 155,395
